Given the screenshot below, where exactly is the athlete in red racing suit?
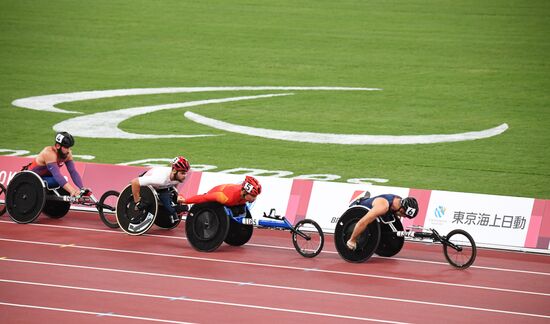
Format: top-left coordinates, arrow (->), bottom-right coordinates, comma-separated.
182,175 -> 262,206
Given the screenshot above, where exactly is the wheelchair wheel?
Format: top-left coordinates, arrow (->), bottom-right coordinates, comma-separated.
334,206 -> 380,263
98,190 -> 120,229
154,191 -> 181,229
0,183 -> 6,216
6,171 -> 46,224
116,184 -> 158,235
443,229 -> 477,269
375,217 -> 405,257
186,202 -> 230,252
154,208 -> 181,229
224,207 -> 253,246
42,188 -> 71,219
292,219 -> 324,258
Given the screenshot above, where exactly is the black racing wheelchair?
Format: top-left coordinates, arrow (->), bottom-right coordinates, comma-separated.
4,171 -> 119,228
334,204 -> 477,269
185,202 -> 324,257
115,184 -> 188,235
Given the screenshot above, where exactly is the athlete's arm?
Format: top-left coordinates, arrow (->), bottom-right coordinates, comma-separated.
185,191 -> 228,205
43,149 -> 78,195
130,178 -> 142,203
365,197 -> 390,219
65,160 -> 83,189
348,197 -> 390,244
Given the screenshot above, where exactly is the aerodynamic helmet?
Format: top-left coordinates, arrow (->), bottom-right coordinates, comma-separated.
171,156 -> 190,172
400,197 -> 419,219
55,132 -> 75,148
242,175 -> 262,196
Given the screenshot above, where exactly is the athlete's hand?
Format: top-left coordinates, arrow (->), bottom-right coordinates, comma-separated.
175,204 -> 189,214
79,188 -> 92,197
177,195 -> 186,204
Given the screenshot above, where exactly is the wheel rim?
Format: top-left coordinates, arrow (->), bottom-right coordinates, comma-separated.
444,231 -> 476,268
293,221 -> 323,257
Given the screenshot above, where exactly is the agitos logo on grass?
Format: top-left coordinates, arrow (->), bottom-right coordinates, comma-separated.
12,86 -> 509,145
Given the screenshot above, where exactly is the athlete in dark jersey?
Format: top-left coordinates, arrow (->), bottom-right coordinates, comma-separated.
24,132 -> 84,196
346,194 -> 419,250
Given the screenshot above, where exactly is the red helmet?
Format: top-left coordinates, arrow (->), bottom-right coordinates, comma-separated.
171,156 -> 190,172
242,175 -> 262,196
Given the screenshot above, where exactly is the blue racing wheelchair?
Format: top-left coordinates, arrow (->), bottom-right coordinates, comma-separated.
185,202 -> 324,257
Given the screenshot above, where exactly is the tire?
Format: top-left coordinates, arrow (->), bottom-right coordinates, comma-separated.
6,171 -> 46,224
375,217 -> 405,257
98,190 -> 120,228
42,188 -> 71,219
224,208 -> 253,246
116,184 -> 158,235
334,206 -> 381,263
186,202 -> 230,252
443,229 -> 477,269
292,219 -> 324,258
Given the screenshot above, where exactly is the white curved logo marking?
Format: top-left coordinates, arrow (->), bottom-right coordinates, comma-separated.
54,93 -> 291,139
185,111 -> 508,145
11,86 -> 508,144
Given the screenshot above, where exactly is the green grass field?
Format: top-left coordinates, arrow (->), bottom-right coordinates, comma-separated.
1,0 -> 549,198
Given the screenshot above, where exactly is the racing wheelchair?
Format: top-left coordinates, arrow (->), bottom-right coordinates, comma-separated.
4,171 -> 119,228
334,204 -> 477,269
115,184 -> 188,235
185,203 -> 324,257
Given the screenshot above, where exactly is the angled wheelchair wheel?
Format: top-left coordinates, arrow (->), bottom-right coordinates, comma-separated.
0,183 -> 6,216
116,184 -> 158,235
98,190 -> 120,229
6,171 -> 46,224
42,188 -> 71,219
155,208 -> 181,229
224,207 -> 253,246
154,191 -> 180,229
334,206 -> 380,263
375,217 -> 405,257
292,219 -> 324,258
186,202 -> 229,252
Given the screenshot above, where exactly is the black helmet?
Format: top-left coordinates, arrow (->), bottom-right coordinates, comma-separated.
55,132 -> 75,148
400,197 -> 419,219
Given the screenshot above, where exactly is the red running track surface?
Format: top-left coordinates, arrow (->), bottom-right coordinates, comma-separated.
0,210 -> 549,323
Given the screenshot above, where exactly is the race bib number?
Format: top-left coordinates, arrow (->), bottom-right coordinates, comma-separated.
243,182 -> 254,193
405,207 -> 417,217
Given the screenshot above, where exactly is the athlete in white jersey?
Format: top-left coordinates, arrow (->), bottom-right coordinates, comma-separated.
137,167 -> 182,190
130,156 -> 190,223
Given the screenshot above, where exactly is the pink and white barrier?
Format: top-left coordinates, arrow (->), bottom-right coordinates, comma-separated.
1,156 -> 549,252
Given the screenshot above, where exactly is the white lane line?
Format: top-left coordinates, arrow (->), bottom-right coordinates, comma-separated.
1,238 -> 549,297
1,220 -> 548,276
2,258 -> 549,319
0,301 -> 195,324
0,280 -> 408,323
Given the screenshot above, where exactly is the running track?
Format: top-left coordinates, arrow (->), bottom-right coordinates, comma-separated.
0,211 -> 548,323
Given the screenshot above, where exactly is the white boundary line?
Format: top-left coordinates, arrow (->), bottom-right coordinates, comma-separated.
1,237 -> 549,297
1,220 -> 548,276
0,279 -> 408,323
1,275 -> 549,320
0,301 -> 195,324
